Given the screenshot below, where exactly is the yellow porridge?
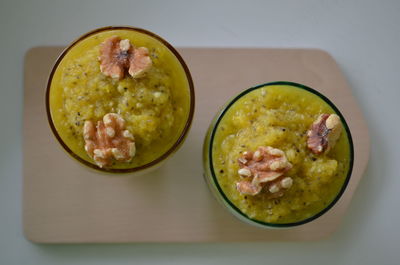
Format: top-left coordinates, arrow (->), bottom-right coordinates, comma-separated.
48,28 -> 193,169
210,84 -> 352,224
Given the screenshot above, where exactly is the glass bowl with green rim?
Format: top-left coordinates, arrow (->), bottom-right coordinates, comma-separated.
203,81 -> 354,228
46,26 -> 195,174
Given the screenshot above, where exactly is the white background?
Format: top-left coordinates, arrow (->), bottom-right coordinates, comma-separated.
0,0 -> 399,264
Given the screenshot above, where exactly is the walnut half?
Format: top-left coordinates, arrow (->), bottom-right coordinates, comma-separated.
307,114 -> 342,154
99,36 -> 152,80
83,113 -> 136,168
236,146 -> 293,198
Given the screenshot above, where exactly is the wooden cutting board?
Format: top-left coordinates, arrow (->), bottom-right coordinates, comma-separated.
23,47 -> 370,243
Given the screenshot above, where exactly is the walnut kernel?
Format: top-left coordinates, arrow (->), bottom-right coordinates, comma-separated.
236,146 -> 293,197
99,36 -> 152,80
83,113 -> 136,168
307,114 -> 342,154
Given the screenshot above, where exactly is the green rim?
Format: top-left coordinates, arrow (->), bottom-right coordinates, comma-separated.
207,81 -> 354,228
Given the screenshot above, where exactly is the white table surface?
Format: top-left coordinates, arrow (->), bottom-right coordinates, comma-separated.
0,0 -> 399,264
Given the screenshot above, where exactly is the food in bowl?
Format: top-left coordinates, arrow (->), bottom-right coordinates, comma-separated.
46,27 -> 194,172
204,82 -> 353,226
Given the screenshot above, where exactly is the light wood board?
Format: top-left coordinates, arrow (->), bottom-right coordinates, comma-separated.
23,47 -> 370,243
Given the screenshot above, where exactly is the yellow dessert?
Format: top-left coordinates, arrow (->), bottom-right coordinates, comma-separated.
210,84 -> 352,224
48,28 -> 192,169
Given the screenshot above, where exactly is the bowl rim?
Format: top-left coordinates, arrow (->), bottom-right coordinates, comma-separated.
45,26 -> 195,173
207,81 -> 354,227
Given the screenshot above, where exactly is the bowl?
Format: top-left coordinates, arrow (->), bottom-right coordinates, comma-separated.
203,81 -> 353,228
46,26 -> 194,173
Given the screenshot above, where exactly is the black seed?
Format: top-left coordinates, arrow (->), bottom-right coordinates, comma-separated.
219,169 -> 224,174
77,112 -> 80,116
312,157 -> 317,161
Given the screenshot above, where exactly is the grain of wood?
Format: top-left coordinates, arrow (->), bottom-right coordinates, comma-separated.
23,47 -> 370,243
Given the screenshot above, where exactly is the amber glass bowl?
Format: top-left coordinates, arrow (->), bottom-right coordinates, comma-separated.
46,26 -> 195,173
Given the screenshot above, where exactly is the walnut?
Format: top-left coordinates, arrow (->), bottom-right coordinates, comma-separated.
99,36 -> 131,79
307,114 -> 342,154
236,179 -> 262,196
236,146 -> 293,197
264,175 -> 293,199
99,36 -> 152,80
128,46 -> 152,78
83,113 -> 136,168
